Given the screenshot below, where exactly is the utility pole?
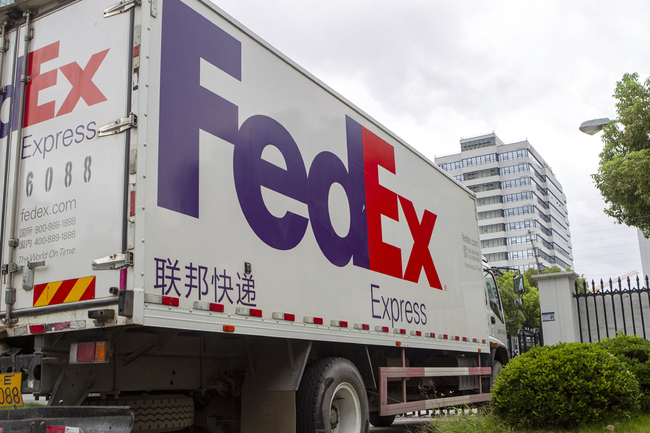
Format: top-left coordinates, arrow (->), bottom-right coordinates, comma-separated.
528,229 -> 542,273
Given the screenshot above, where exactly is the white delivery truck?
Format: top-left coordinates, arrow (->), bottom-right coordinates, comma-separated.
0,0 -> 512,432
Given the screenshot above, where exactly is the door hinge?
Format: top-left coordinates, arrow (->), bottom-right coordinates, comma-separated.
4,287 -> 15,305
92,252 -> 133,270
98,113 -> 137,137
104,0 -> 142,18
22,260 -> 45,292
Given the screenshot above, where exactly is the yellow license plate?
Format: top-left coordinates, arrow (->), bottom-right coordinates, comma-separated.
0,373 -> 23,407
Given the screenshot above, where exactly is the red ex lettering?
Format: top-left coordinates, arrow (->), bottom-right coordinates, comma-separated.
24,41 -> 109,127
363,126 -> 442,290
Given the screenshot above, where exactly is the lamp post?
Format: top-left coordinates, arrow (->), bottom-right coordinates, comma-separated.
578,118 -> 612,135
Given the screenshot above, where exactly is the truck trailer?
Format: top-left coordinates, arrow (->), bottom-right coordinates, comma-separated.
0,0 -> 510,431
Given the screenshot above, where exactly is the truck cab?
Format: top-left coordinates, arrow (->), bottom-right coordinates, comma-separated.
484,268 -> 509,381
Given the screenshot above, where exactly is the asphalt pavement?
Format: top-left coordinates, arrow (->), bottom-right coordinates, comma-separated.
370,415 -> 433,433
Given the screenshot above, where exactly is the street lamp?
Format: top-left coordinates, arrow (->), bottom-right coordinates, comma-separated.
579,118 -> 612,135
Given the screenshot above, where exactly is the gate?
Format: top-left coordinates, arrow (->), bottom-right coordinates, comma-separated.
508,328 -> 543,357
573,276 -> 650,343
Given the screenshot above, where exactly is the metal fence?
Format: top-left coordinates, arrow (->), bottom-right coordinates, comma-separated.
573,276 -> 650,343
509,328 -> 543,357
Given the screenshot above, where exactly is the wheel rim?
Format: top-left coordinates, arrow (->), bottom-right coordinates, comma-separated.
330,381 -> 362,433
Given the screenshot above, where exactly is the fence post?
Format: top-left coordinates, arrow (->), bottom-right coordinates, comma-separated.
533,271 -> 580,345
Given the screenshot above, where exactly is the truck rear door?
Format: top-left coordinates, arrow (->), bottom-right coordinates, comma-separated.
0,0 -> 132,322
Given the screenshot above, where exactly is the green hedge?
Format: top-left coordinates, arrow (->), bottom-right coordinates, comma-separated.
598,333 -> 650,411
491,342 -> 640,429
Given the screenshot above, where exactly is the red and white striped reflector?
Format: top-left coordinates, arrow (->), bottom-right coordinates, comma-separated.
354,323 -> 370,330
47,427 -> 80,433
425,332 -> 435,338
393,328 -> 406,335
236,307 -> 262,317
193,301 -> 225,312
441,334 -> 449,340
23,320 -> 87,335
375,326 -> 390,333
453,336 -> 460,341
48,320 -> 86,332
303,316 -> 324,325
410,330 -> 422,337
472,338 -> 478,343
330,320 -> 348,328
482,339 -> 487,344
462,337 -> 468,342
272,312 -> 296,321
145,294 -> 180,306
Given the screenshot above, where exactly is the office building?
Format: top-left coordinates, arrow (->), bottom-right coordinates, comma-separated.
435,133 -> 573,273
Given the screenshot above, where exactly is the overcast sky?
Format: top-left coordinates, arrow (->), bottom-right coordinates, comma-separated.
211,0 -> 650,284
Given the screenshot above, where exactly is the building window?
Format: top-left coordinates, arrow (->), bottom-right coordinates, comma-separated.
500,163 -> 530,176
501,177 -> 532,190
468,182 -> 501,193
498,148 -> 528,162
478,209 -> 504,220
464,167 -> 499,181
480,223 -> 505,234
477,195 -> 502,206
485,252 -> 508,262
504,205 -> 535,218
481,238 -> 506,248
503,191 -> 533,203
461,137 -> 496,151
506,235 -> 530,246
505,220 -> 536,232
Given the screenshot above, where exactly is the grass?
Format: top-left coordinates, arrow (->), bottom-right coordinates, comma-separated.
0,403 -> 44,410
406,411 -> 650,433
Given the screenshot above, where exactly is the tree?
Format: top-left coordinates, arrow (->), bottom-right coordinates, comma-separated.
497,269 -> 542,335
592,73 -> 650,237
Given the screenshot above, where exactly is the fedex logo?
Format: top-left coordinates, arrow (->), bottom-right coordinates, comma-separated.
0,41 -> 109,138
158,0 -> 442,289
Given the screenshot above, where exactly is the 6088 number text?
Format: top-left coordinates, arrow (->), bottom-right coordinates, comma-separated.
25,156 -> 92,197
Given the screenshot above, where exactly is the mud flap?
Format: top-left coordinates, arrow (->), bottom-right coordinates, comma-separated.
241,338 -> 312,433
0,406 -> 133,433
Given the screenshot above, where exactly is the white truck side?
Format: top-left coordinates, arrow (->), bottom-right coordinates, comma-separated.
0,0 -> 509,432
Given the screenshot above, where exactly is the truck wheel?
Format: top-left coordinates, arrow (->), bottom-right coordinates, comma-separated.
85,394 -> 193,432
492,360 -> 503,383
369,412 -> 396,427
297,357 -> 369,433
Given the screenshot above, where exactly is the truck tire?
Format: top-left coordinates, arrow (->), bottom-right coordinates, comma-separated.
369,412 -> 396,427
297,357 -> 369,433
85,394 -> 193,432
492,360 -> 503,383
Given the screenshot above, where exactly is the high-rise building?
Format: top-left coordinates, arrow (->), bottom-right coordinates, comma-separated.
435,133 -> 573,273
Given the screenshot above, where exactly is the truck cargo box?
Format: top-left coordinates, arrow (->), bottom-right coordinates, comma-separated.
0,1 -> 508,432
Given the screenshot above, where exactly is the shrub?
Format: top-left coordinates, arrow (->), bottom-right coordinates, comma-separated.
491,342 -> 640,429
598,333 -> 650,411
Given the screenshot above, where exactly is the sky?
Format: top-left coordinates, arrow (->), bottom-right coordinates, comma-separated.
210,0 -> 650,284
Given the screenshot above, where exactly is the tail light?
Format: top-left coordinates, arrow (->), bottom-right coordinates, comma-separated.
70,341 -> 108,364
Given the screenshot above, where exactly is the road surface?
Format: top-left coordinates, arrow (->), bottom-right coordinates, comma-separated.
370,415 -> 432,433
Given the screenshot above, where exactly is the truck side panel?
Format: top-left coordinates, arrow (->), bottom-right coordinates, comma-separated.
138,0 -> 488,350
